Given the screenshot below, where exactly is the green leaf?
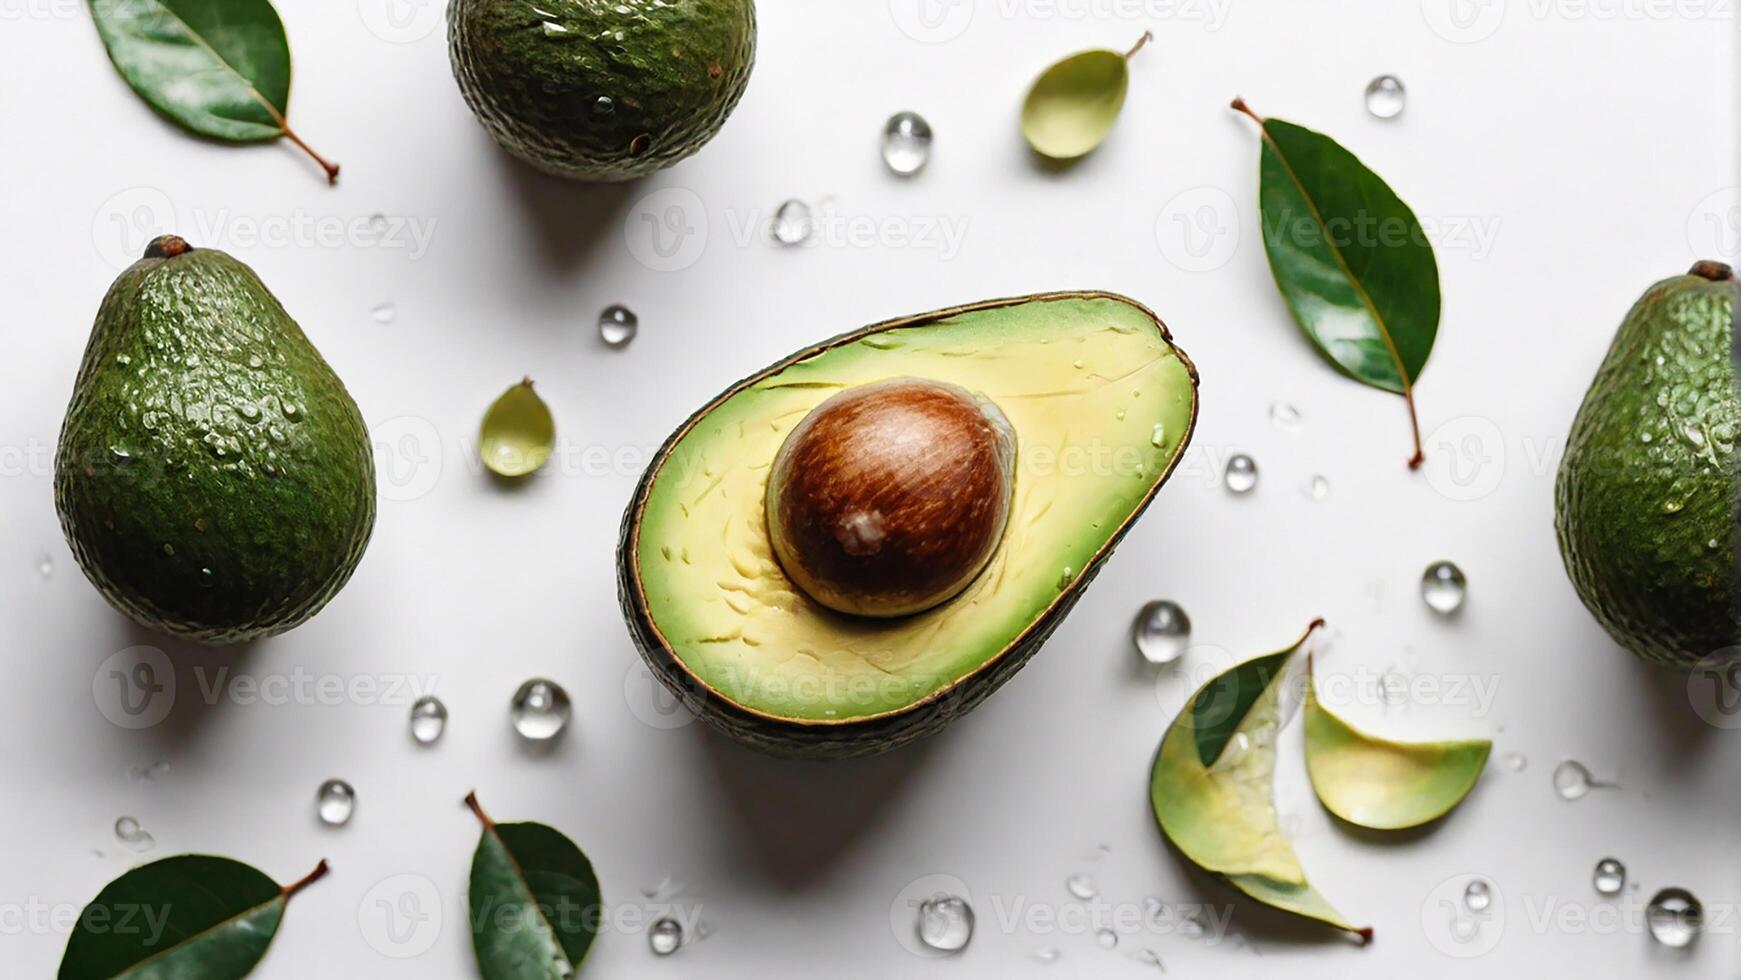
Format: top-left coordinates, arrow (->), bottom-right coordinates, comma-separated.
1150,620 -> 1371,940
1021,32 -> 1151,161
479,379 -> 557,479
1304,659 -> 1491,830
87,0 -> 339,183
58,854 -> 327,980
466,792 -> 603,980
1234,97 -> 1441,468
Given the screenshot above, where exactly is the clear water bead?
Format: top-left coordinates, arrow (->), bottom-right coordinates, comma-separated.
371,302 -> 396,324
1269,402 -> 1302,430
409,696 -> 447,745
36,553 -> 52,579
1095,928 -> 1118,949
771,199 -> 813,246
1030,948 -> 1062,963
1553,760 -> 1593,800
1502,752 -> 1528,772
114,816 -> 146,843
1463,879 -> 1491,912
916,894 -> 974,953
1421,561 -> 1467,614
648,916 -> 682,955
881,111 -> 934,176
1224,454 -> 1258,494
1364,75 -> 1406,119
1065,873 -> 1098,900
316,779 -> 355,826
1308,475 -> 1330,500
1592,858 -> 1625,896
1132,600 -> 1191,665
1646,888 -> 1703,947
511,679 -> 572,741
598,305 -> 638,347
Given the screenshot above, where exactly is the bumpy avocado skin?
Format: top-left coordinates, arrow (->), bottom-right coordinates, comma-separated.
55,244 -> 376,645
1555,267 -> 1739,668
448,0 -> 756,181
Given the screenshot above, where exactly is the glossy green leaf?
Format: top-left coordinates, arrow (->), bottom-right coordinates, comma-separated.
1304,660 -> 1491,830
479,379 -> 556,478
1234,98 -> 1440,468
466,792 -> 602,980
1151,621 -> 1370,940
1021,32 -> 1150,161
87,0 -> 339,183
59,854 -> 327,980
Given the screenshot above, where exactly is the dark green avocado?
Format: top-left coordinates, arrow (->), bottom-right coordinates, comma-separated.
618,293 -> 1200,757
1555,261 -> 1740,668
55,236 -> 376,645
448,0 -> 756,181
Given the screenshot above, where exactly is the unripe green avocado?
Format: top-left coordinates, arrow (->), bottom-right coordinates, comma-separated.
1555,261 -> 1739,668
448,0 -> 756,181
55,236 -> 376,645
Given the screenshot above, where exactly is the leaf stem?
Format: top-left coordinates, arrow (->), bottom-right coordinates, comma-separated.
280,122 -> 341,185
1124,30 -> 1154,59
464,790 -> 495,828
1404,391 -> 1425,470
282,859 -> 329,899
1229,96 -> 1264,124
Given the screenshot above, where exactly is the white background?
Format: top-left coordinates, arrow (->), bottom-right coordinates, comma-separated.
1,1 -> 1737,977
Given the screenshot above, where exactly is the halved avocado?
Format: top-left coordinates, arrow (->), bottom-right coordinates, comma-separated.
617,293 -> 1199,757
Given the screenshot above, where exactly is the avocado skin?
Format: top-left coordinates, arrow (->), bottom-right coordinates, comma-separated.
1555,266 -> 1739,668
55,243 -> 376,645
448,0 -> 756,181
617,293 -> 1200,758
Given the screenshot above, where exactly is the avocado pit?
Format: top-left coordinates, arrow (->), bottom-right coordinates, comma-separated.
765,377 -> 1016,618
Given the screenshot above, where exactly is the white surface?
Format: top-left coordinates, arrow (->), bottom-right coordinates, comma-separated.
1,2 -> 1737,977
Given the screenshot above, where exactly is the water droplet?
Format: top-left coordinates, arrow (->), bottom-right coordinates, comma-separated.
771,199 -> 813,246
648,916 -> 683,955
592,95 -> 615,116
368,213 -> 388,234
1593,858 -> 1626,896
1131,948 -> 1164,970
599,305 -> 638,347
1364,74 -> 1406,119
247,355 -> 264,369
1030,947 -> 1062,963
281,401 -> 302,422
114,816 -> 145,843
511,678 -> 572,741
1131,600 -> 1191,665
1094,928 -> 1118,949
115,353 -> 132,366
1148,423 -> 1166,448
1502,752 -> 1527,772
881,111 -> 934,176
1553,760 -> 1592,800
1463,879 -> 1491,912
1269,401 -> 1302,430
1307,475 -> 1330,500
1065,873 -> 1098,900
36,554 -> 52,579
371,302 -> 397,324
916,894 -> 974,953
1179,911 -> 1205,937
317,779 -> 355,826
1646,888 -> 1703,947
409,696 -> 447,745
1421,561 -> 1467,614
1224,454 -> 1258,494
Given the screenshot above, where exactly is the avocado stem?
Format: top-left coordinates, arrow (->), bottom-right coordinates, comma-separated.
144,235 -> 192,259
1229,96 -> 1264,124
1690,260 -> 1734,282
282,859 -> 330,899
1124,30 -> 1154,60
280,122 -> 341,186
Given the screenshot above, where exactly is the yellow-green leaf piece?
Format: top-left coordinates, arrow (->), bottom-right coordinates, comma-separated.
1303,662 -> 1491,831
479,378 -> 555,478
1020,32 -> 1150,161
1150,620 -> 1371,941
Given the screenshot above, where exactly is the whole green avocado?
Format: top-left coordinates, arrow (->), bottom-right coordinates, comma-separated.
1555,260 -> 1739,669
448,0 -> 756,181
55,236 -> 376,645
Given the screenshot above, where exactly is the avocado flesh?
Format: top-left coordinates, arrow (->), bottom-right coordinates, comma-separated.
55,241 -> 376,645
621,294 -> 1198,754
1555,266 -> 1739,668
448,0 -> 756,181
